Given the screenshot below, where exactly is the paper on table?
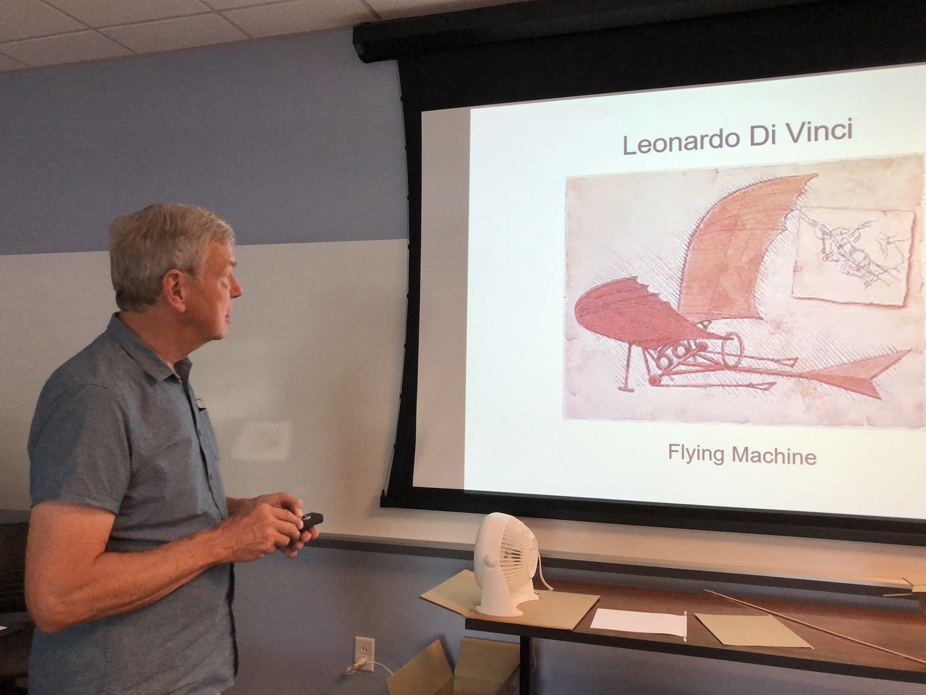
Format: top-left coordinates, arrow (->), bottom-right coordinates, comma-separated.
696,614 -> 813,648
590,608 -> 687,639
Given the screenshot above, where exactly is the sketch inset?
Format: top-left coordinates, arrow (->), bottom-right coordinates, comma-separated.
564,156 -> 925,428
793,207 -> 914,306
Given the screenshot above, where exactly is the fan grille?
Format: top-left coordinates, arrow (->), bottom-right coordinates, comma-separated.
499,518 -> 538,587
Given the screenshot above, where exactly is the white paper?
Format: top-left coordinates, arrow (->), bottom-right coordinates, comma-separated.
590,608 -> 687,639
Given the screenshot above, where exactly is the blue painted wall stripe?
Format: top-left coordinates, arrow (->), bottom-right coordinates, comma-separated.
0,30 -> 407,255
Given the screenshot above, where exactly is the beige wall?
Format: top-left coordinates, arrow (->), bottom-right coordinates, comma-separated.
4,241 -> 926,589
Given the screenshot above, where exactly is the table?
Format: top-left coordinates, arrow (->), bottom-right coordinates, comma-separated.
0,613 -> 32,690
0,510 -> 30,690
465,580 -> 926,694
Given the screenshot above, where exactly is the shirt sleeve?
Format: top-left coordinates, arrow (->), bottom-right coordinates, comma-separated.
29,384 -> 131,514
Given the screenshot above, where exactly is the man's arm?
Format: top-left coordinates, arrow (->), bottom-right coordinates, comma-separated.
26,499 -> 303,634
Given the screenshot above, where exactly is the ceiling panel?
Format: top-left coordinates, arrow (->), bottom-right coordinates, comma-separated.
0,0 -> 86,43
200,0 -> 289,9
0,0 -> 526,73
0,53 -> 29,71
43,0 -> 213,28
0,30 -> 131,67
101,14 -> 248,53
223,0 -> 374,39
367,0 -> 528,20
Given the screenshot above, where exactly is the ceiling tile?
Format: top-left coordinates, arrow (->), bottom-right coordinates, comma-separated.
199,0 -> 276,9
43,0 -> 213,28
0,52 -> 28,71
100,14 -> 248,53
223,0 -> 374,38
0,0 -> 86,43
367,0 -> 529,20
0,30 -> 131,67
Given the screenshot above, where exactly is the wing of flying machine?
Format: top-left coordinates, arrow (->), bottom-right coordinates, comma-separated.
574,175 -> 911,398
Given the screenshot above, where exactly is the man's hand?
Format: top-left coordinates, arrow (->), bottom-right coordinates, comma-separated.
216,502 -> 300,562
225,493 -> 319,559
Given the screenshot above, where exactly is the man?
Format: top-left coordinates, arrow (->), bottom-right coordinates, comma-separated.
24,204 -> 316,695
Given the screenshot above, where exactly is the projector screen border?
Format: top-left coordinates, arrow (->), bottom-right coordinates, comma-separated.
381,0 -> 926,546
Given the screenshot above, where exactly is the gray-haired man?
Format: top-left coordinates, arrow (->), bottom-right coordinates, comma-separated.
24,204 -> 316,694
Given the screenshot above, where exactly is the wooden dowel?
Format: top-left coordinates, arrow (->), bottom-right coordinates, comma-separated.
705,589 -> 926,667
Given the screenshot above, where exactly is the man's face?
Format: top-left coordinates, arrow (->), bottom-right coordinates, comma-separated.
184,241 -> 243,343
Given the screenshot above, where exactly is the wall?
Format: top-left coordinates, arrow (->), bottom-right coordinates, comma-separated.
1,23 -> 925,695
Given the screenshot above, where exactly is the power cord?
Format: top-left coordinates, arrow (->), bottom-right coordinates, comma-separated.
372,661 -> 395,676
537,553 -> 554,592
344,657 -> 395,676
343,658 -> 366,675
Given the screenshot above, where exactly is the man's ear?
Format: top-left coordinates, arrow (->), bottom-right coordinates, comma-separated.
161,269 -> 187,312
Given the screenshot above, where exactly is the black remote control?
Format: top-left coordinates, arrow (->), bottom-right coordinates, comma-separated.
298,511 -> 324,532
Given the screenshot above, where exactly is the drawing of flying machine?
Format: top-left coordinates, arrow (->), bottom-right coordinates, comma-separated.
573,175 -> 910,398
799,211 -> 903,287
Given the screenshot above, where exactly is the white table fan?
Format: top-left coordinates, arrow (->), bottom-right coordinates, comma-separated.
474,512 -> 546,616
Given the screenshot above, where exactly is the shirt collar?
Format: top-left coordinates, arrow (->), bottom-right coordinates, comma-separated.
105,313 -> 192,382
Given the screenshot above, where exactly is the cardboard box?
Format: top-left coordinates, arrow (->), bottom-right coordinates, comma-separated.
421,570 -> 599,631
386,637 -> 520,695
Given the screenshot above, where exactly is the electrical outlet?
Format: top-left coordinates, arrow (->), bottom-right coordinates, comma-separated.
354,636 -> 374,672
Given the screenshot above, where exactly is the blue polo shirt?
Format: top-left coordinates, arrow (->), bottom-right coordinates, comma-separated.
28,315 -> 236,695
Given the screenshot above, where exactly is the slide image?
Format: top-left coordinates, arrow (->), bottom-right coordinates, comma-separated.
564,155 -> 924,429
793,206 -> 914,306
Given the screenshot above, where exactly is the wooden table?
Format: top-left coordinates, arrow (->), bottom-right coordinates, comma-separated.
465,580 -> 926,694
0,510 -> 30,690
0,613 -> 33,688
